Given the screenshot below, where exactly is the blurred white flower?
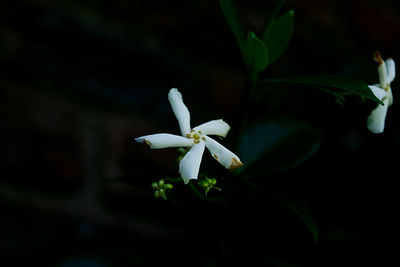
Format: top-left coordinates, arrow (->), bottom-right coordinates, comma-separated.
367,52 -> 395,134
136,88 -> 243,184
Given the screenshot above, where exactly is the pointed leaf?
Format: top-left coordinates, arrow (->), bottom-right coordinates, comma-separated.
262,10 -> 294,63
245,31 -> 269,73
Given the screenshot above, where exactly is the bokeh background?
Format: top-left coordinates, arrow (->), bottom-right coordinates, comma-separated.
1,0 -> 399,266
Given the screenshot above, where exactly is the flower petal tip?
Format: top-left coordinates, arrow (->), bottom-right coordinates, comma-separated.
182,177 -> 196,185
136,137 -> 152,147
367,126 -> 384,134
229,157 -> 243,171
373,51 -> 384,64
168,88 -> 181,97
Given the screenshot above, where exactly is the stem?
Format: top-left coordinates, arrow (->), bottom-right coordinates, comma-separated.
249,71 -> 259,99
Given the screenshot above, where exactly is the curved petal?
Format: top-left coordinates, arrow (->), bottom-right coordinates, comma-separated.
377,61 -> 388,88
369,85 -> 387,101
385,58 -> 395,84
179,141 -> 205,184
367,98 -> 390,134
388,87 -> 393,106
193,119 -> 231,138
204,136 -> 243,170
135,133 -> 193,149
168,88 -> 191,136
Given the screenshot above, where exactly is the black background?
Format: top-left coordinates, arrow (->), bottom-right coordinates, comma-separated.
1,0 -> 399,266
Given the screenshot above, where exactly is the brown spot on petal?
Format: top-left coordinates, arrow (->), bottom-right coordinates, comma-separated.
373,51 -> 384,64
229,157 -> 243,170
213,154 -> 219,161
143,139 -> 151,146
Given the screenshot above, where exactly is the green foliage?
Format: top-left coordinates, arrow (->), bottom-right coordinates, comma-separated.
219,0 -> 293,72
262,10 -> 294,64
237,117 -> 320,177
245,31 -> 269,74
261,75 -> 383,104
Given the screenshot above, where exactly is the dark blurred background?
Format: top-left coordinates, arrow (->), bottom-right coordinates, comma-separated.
1,0 -> 399,266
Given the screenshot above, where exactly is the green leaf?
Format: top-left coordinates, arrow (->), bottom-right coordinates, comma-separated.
287,200 -> 319,242
262,10 -> 294,63
236,117 -> 320,176
218,0 -> 246,59
261,75 -> 383,104
245,31 -> 269,73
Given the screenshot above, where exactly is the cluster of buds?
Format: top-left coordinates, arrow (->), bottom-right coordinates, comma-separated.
198,177 -> 221,196
151,179 -> 173,200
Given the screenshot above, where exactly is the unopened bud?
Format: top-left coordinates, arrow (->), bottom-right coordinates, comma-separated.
165,184 -> 173,190
200,180 -> 209,188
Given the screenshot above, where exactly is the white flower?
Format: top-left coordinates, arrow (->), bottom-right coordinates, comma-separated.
135,88 -> 243,184
367,51 -> 395,134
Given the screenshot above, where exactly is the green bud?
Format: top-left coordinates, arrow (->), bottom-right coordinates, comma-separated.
160,191 -> 167,200
165,184 -> 173,190
177,155 -> 184,163
154,190 -> 160,198
158,179 -> 165,187
211,178 -> 217,185
200,181 -> 209,188
151,182 -> 158,189
177,148 -> 186,154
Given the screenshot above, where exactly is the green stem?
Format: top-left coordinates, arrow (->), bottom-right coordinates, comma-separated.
249,71 -> 259,99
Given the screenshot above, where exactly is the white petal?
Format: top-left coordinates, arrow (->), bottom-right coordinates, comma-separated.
168,88 -> 191,136
385,58 -> 395,84
204,136 -> 243,170
369,85 -> 387,101
179,141 -> 205,184
377,61 -> 388,88
193,119 -> 231,138
367,98 -> 390,134
135,133 -> 193,149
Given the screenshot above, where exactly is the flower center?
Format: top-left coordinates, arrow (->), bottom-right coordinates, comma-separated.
186,130 -> 205,144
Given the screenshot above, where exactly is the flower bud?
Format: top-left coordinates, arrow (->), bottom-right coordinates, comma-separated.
165,184 -> 173,190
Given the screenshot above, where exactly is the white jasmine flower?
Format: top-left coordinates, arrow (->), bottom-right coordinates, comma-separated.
135,88 -> 243,184
367,51 -> 395,134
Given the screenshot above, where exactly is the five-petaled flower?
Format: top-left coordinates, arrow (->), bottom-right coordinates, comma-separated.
135,88 -> 243,184
367,51 -> 395,134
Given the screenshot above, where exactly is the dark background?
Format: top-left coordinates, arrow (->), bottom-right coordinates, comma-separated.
1,0 -> 399,266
